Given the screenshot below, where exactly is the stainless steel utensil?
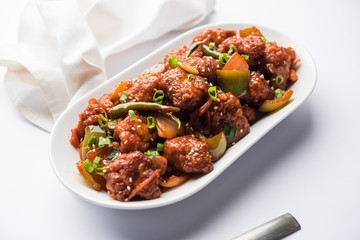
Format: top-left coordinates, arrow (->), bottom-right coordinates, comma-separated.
232,213 -> 301,240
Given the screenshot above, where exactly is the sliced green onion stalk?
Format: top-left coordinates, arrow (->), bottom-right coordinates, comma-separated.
148,76 -> 158,80
98,136 -> 112,148
261,37 -> 267,44
93,156 -> 102,168
107,147 -> 120,161
209,42 -> 215,50
241,54 -> 249,61
128,110 -> 136,121
188,74 -> 194,81
157,143 -> 164,152
208,86 -> 220,101
274,89 -> 284,99
223,124 -> 238,139
146,116 -> 157,129
203,77 -> 208,82
83,159 -> 94,173
119,91 -> 128,103
275,75 -> 284,86
153,90 -> 164,104
168,55 -> 179,67
144,150 -> 159,160
228,44 -> 238,55
98,114 -> 109,128
219,53 -> 229,64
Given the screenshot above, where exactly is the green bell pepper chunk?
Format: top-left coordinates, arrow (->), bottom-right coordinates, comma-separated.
217,70 -> 250,97
108,102 -> 180,119
81,125 -> 106,159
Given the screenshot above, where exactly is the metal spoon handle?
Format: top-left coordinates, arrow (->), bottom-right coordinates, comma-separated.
232,213 -> 301,240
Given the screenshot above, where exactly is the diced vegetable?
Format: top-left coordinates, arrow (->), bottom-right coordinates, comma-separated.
217,69 -> 249,97
152,155 -> 167,176
258,89 -> 293,112
205,131 -> 227,161
201,44 -> 222,59
81,125 -> 106,159
239,26 -> 264,38
152,113 -> 184,139
159,173 -> 190,188
76,161 -> 102,191
186,38 -> 208,58
223,53 -> 249,71
109,81 -> 127,102
108,102 -> 180,119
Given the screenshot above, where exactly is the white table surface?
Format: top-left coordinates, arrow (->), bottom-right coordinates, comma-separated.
1,0 -> 360,239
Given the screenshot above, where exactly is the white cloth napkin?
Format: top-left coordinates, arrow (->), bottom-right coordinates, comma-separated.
0,0 -> 215,132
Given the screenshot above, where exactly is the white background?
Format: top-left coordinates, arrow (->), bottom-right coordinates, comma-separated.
1,0 -> 360,239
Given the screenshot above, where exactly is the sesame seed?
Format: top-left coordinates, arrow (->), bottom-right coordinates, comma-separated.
232,142 -> 235,146
240,129 -> 243,133
127,186 -> 131,191
214,106 -> 218,110
131,127 -> 135,131
220,112 -> 223,116
124,140 -> 128,144
129,177 -> 132,182
201,69 -> 205,72
193,153 -> 199,157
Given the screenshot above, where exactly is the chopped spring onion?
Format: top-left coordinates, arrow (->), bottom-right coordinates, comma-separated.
149,76 -> 158,80
168,55 -> 179,67
208,86 -> 220,101
93,156 -> 102,168
157,143 -> 164,152
274,89 -> 284,99
84,157 -> 106,175
203,77 -> 208,82
119,91 -> 128,103
128,110 -> 136,121
83,159 -> 94,173
209,42 -> 215,50
228,44 -> 238,55
108,147 -> 120,161
188,73 -> 194,81
219,53 -> 229,64
241,54 -> 249,61
146,116 -> 157,129
275,75 -> 284,85
261,37 -> 267,44
98,136 -> 112,148
144,150 -> 159,160
98,114 -> 108,128
153,90 -> 165,104
87,136 -> 96,146
98,114 -> 117,130
223,124 -> 238,139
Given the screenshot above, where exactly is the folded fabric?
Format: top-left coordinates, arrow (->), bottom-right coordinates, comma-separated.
0,0 -> 215,132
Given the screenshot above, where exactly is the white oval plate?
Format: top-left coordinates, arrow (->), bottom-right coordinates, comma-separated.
49,23 -> 316,209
